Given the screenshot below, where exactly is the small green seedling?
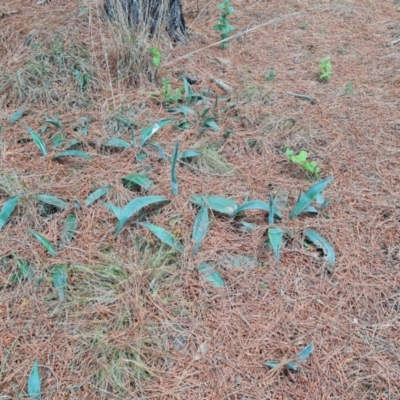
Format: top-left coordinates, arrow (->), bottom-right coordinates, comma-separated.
265,69 -> 276,82
73,69 -> 91,91
318,56 -> 332,81
285,149 -> 320,178
150,47 -> 161,68
213,0 -> 235,49
161,77 -> 183,105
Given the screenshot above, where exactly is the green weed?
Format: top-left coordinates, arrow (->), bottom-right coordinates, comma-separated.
214,0 -> 235,49
285,149 -> 321,178
161,77 -> 183,104
319,56 -> 332,81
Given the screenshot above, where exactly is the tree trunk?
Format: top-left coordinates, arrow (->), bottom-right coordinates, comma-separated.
104,0 -> 187,42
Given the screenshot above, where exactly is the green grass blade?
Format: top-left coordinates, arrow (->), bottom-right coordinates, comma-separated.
0,194 -> 21,231
115,196 -> 169,236
28,359 -> 41,399
268,227 -> 283,262
61,214 -> 78,243
290,177 -> 334,219
44,117 -> 62,130
34,194 -> 69,209
304,229 -> 335,272
104,138 -> 131,149
26,126 -> 47,156
53,265 -> 68,299
29,230 -> 57,256
191,195 -> 238,216
141,222 -> 183,253
140,118 -> 175,146
9,109 -> 29,124
192,203 -> 210,254
122,174 -> 155,191
54,150 -> 93,160
198,262 -> 225,287
84,186 -> 112,207
178,150 -> 202,160
104,203 -> 123,220
171,139 -> 179,196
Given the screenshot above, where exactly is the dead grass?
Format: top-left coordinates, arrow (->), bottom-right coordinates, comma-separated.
1,0 -> 400,399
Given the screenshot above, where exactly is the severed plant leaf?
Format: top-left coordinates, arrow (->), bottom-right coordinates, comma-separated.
232,199 -> 281,219
171,139 -> 179,196
54,150 -> 93,160
201,117 -> 220,131
26,126 -> 47,156
304,229 -> 335,272
29,230 -> 57,256
192,203 -> 210,254
34,194 -> 68,210
191,195 -> 238,216
53,265 -> 67,299
44,117 -> 62,130
198,262 -> 225,287
295,343 -> 314,363
167,105 -> 196,117
28,359 -> 41,400
140,118 -> 175,146
61,214 -> 78,243
141,222 -> 183,253
104,138 -> 131,149
113,196 -> 169,236
9,109 -> 29,124
0,194 -> 21,231
148,142 -> 166,161
290,177 -> 334,219
178,150 -> 202,160
267,227 -> 284,262
122,173 -> 154,191
84,186 -> 112,207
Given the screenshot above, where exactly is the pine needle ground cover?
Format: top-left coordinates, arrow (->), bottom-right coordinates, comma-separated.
0,0 -> 399,399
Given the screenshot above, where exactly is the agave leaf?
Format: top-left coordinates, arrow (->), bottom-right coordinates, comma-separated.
104,138 -> 131,149
29,230 -> 57,256
178,150 -> 202,160
295,343 -> 314,363
202,117 -> 220,131
64,139 -> 81,150
61,214 -> 78,243
51,133 -> 66,149
28,359 -> 41,399
198,262 -> 225,287
9,109 -> 29,124
84,186 -> 112,207
167,105 -> 196,117
16,258 -> 33,279
174,120 -> 190,130
44,118 -> 62,130
115,196 -> 169,236
26,126 -> 47,156
183,76 -> 191,97
171,140 -> 179,196
232,200 -> 281,219
149,142 -> 166,161
0,194 -> 21,231
191,195 -> 237,216
54,150 -> 93,160
238,221 -> 256,232
192,203 -> 210,254
34,194 -> 68,210
304,229 -> 335,272
140,118 -> 175,146
268,227 -> 284,262
290,177 -> 334,219
141,222 -> 183,253
268,195 -> 275,225
122,173 -> 155,191
53,265 -> 67,299
104,202 -> 123,220
304,205 -> 318,214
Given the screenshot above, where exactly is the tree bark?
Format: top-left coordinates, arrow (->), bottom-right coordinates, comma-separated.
104,0 -> 187,42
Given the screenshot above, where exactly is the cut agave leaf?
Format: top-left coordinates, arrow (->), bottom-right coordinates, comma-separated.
304,229 -> 335,272
192,203 -> 210,254
44,118 -> 62,130
295,343 -> 314,363
0,194 -> 21,231
104,202 -> 123,220
149,142 -> 166,161
191,195 -> 238,216
84,186 -> 112,207
265,361 -> 298,371
290,177 -> 334,219
268,227 -> 284,262
115,196 -> 169,236
232,200 -> 281,219
28,359 -> 41,400
171,140 -> 179,196
26,126 -> 47,156
53,265 -> 68,299
54,150 -> 93,160
9,109 -> 29,124
104,138 -> 131,149
178,150 -> 202,160
198,262 -> 225,287
141,222 -> 183,253
34,194 -> 68,210
51,133 -> 66,149
61,214 -> 78,243
167,105 -> 196,117
140,118 -> 175,146
122,173 -> 154,191
29,230 -> 57,256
